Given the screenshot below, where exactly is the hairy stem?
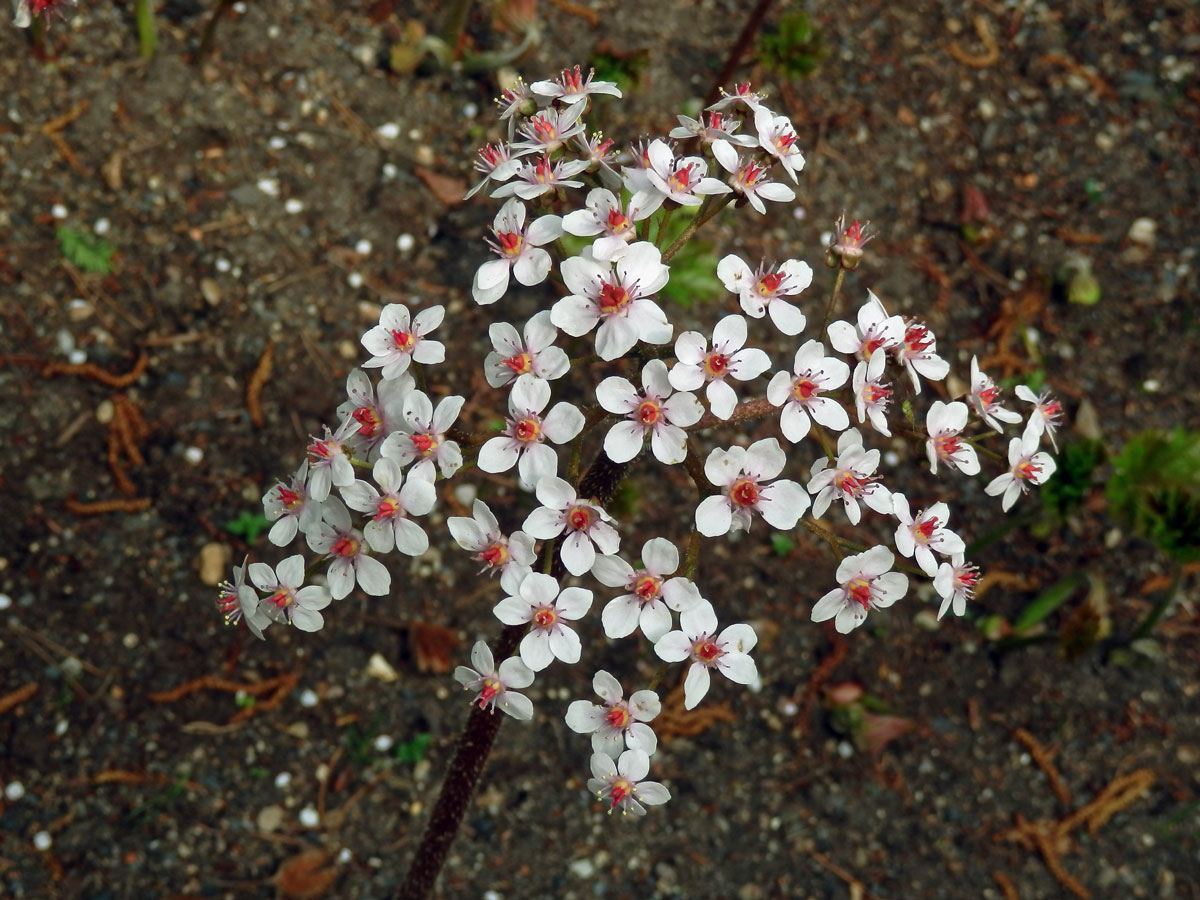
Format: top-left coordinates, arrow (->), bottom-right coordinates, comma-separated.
821,268 -> 845,334
663,195 -> 733,263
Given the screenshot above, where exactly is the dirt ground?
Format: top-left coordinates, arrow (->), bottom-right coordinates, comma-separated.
2,1 -> 1199,898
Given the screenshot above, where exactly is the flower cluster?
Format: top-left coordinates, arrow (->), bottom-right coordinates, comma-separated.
218,69 -> 1062,816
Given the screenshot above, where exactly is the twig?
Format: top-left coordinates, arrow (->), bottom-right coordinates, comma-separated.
1014,727 -> 1072,807
64,496 -> 151,515
0,683 -> 38,716
246,341 -> 275,427
992,870 -> 1021,900
808,850 -> 874,900
948,15 -> 999,68
42,351 -> 148,388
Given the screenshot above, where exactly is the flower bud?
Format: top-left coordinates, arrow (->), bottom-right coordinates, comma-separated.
826,212 -> 877,271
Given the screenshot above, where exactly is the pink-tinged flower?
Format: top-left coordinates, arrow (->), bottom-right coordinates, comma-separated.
985,431 -> 1057,512
826,212 -> 877,270
808,428 -> 893,524
853,351 -> 892,437
566,671 -> 660,757
669,110 -> 757,147
477,376 -> 584,486
464,142 -> 532,200
811,545 -> 908,634
653,603 -> 758,709
306,421 -> 357,503
361,304 -> 446,379
766,339 -> 851,442
711,140 -> 796,214
13,0 -> 75,28
336,368 -> 414,461
522,476 -> 620,576
491,154 -> 590,200
669,314 -> 771,420
217,557 -> 271,640
596,358 -> 703,465
454,640 -> 535,721
447,500 -> 535,595
493,572 -> 592,671
575,131 -> 622,190
892,494 -> 965,577
471,198 -> 563,305
630,139 -> 730,217
925,401 -> 980,476
969,356 -> 1021,433
530,65 -> 622,104
339,458 -> 436,556
716,254 -> 811,336
378,390 -> 464,480
695,438 -> 809,536
305,498 -> 391,600
620,139 -> 655,195
551,242 -> 672,361
264,460 -> 324,546
588,750 -> 671,816
248,555 -> 332,633
934,554 -> 979,619
484,311 -> 569,389
592,538 -> 702,641
561,188 -> 642,260
512,102 -> 586,153
753,106 -> 805,182
494,77 -> 537,138
892,319 -> 949,393
827,291 -> 905,361
707,82 -> 767,113
1015,384 -> 1064,451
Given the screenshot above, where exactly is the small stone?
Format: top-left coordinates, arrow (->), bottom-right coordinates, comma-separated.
96,401 -> 115,426
337,848 -> 352,864
1127,217 -> 1157,247
414,145 -> 435,167
256,177 -> 280,197
5,781 -> 25,801
215,258 -> 232,273
0,594 -> 10,611
376,122 -> 400,140
268,135 -> 287,150
568,858 -> 595,879
67,299 -> 93,322
257,805 -> 285,832
200,278 -> 222,306
274,772 -> 292,789
977,98 -> 997,120
366,652 -> 399,682
914,610 -> 941,631
184,446 -> 204,464
284,198 -> 304,214
373,734 -> 394,752
198,542 -> 232,586
51,204 -> 68,219
284,722 -> 309,740
355,239 -> 372,255
347,272 -> 364,289
93,218 -> 111,235
299,806 -> 320,828
299,688 -> 319,708
33,831 -> 52,851
396,233 -> 415,252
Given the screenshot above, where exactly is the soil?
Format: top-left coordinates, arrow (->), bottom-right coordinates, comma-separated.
2,2 -> 1199,899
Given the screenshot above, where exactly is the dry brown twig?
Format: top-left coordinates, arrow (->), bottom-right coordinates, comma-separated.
654,682 -> 736,743
948,15 -> 1000,68
0,682 -> 38,717
247,341 -> 275,427
65,497 -> 152,515
149,671 -> 300,725
1014,727 -> 1072,807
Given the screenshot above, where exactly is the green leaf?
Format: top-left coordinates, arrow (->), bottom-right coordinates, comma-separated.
1012,573 -> 1085,633
758,11 -> 826,79
770,534 -> 795,557
1107,429 -> 1200,562
225,510 -> 271,543
1041,438 -> 1106,517
57,226 -> 116,274
395,732 -> 432,764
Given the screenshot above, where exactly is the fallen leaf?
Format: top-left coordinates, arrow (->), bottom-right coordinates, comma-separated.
414,166 -> 466,206
275,849 -> 340,900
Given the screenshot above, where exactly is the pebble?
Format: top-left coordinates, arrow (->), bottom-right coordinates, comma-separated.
355,238 -> 372,255
215,258 -> 232,273
268,135 -> 287,150
284,198 -> 304,214
396,233 -> 415,252
66,299 -> 93,322
184,446 -> 205,464
567,858 -> 595,878
1127,217 -> 1156,247
0,593 -> 11,610
977,98 -> 997,120
198,543 -> 232,587
93,217 -> 111,235
274,772 -> 292,789
68,349 -> 87,365
414,145 -> 435,166
299,688 -> 319,708
299,806 -> 320,828
337,848 -> 352,864
257,805 -> 284,832
347,271 -> 364,289
376,122 -> 400,140
33,831 -> 52,851
366,652 -> 399,682
256,177 -> 280,197
382,163 -> 399,180
51,204 -> 68,219
200,278 -> 222,306
5,781 -> 25,801
373,734 -> 394,752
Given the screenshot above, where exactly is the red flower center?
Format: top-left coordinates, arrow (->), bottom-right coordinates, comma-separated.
637,399 -> 661,426
729,477 -> 760,508
605,705 -> 631,729
704,352 -> 730,378
934,434 -> 963,460
514,417 -> 541,443
695,638 -> 722,664
496,231 -> 523,257
278,487 -> 302,509
609,778 -> 632,809
915,516 -> 939,540
1016,459 -> 1042,482
390,329 -> 416,351
757,272 -> 784,295
848,577 -> 873,609
503,351 -> 532,374
567,505 -> 594,532
634,574 -> 662,601
352,406 -> 381,436
835,471 -> 867,497
411,433 -> 437,456
479,542 -> 508,568
375,496 -> 401,521
977,385 -> 1000,406
668,163 -> 695,194
533,606 -> 558,629
598,282 -> 631,314
332,536 -> 359,559
266,588 -> 293,610
863,382 -> 891,405
478,676 -> 501,706
792,377 -> 818,401
904,323 -> 933,355
606,207 -> 632,235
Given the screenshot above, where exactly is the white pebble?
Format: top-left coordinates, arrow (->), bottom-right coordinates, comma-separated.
274,772 -> 292,789
462,102 -> 479,118
51,204 -> 68,219
396,233 -> 415,253
373,734 -> 394,752
4,782 -> 25,801
1143,379 -> 1160,392
33,831 -> 52,851
355,239 -> 372,256
122,633 -> 139,649
183,446 -> 204,464
232,1 -> 246,11
483,891 -> 502,900
93,218 -> 111,235
382,163 -> 398,181
0,594 -> 11,610
68,349 -> 87,365
347,272 -> 364,289
256,177 -> 280,197
54,719 -> 68,736
268,136 -> 287,150
337,848 -> 352,864
299,806 -> 320,828
299,688 -> 319,708
376,122 -> 401,140
284,198 -> 305,214
215,258 -> 232,273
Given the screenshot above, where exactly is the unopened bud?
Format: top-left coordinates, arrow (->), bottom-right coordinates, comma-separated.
827,212 -> 877,271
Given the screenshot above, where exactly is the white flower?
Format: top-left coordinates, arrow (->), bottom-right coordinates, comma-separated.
491,154 -> 590,200
561,188 -> 641,261
716,254 -> 810,336
925,401 -> 980,476
934,554 -> 979,620
361,304 -> 446,379
827,291 -> 905,361
378,390 -> 464,480
566,670 -> 660,757
217,556 -> 271,640
892,494 -> 965,577
766,340 -> 851,442
630,139 -> 730,217
1015,385 -> 1065,451
305,421 -> 357,503
477,377 -> 584,486
471,198 -> 563,305
493,572 -> 592,671
969,356 -> 1021,433
985,431 -> 1057,512
695,438 -> 809,537
447,500 -> 535,595
592,538 -> 702,641
587,749 -> 671,816
248,555 -> 332,633
810,545 -> 908,634
512,102 -> 586,153
263,460 -> 323,546
464,142 -> 531,200
707,82 -> 767,113
669,109 -> 757,147
892,319 -> 949,393
654,603 -> 758,709
483,311 -> 569,388
852,351 -> 892,436
711,140 -> 796,214
808,428 -> 893,525
336,368 -> 414,461
454,641 -> 535,720
339,458 -> 436,556
551,242 -> 672,361
522,477 -> 620,577
305,498 -> 392,600
753,106 -> 805,182
596,359 -> 703,465
530,65 -> 622,104
668,314 -> 771,420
